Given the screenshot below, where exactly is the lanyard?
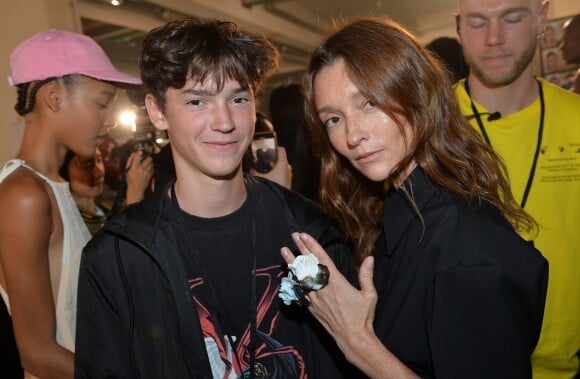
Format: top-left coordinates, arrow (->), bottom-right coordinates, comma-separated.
465,80 -> 545,209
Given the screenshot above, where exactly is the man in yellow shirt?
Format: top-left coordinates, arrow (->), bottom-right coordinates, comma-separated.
454,0 -> 580,378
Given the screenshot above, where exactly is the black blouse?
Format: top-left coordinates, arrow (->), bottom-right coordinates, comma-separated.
372,167 -> 548,378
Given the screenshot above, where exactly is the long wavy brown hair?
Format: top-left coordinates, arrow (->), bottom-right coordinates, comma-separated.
304,17 -> 537,265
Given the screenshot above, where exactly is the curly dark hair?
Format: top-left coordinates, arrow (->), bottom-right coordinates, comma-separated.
139,18 -> 280,110
304,17 -> 536,265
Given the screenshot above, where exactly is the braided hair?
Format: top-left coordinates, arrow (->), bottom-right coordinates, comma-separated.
14,75 -> 78,116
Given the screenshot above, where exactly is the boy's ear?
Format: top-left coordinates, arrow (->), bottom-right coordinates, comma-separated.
145,94 -> 168,131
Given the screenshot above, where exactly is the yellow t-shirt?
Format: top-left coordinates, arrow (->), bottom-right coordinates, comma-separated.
455,78 -> 580,379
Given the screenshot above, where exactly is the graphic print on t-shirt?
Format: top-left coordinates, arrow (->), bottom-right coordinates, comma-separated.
189,264 -> 307,379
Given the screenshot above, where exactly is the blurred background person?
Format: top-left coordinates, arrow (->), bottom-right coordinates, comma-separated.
269,83 -> 320,201
98,134 -> 121,197
541,24 -> 559,48
106,134 -> 156,213
560,15 -> 580,94
559,71 -> 578,92
60,147 -> 153,235
426,36 -> 470,83
244,112 -> 293,189
60,149 -> 110,235
120,146 -> 155,208
545,50 -> 563,73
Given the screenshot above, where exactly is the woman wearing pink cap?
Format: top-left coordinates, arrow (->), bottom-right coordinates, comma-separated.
0,29 -> 140,378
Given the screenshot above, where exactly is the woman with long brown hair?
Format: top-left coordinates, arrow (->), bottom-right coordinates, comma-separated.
281,17 -> 548,378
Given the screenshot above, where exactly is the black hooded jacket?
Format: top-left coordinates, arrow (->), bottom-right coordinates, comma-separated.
74,176 -> 355,378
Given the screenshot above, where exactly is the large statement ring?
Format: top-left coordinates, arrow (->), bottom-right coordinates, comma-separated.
278,255 -> 330,306
299,264 -> 329,291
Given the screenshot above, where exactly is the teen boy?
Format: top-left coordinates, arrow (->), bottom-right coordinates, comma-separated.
75,18 -> 353,378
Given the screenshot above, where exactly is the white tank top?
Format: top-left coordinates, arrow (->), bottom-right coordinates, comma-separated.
0,159 -> 91,352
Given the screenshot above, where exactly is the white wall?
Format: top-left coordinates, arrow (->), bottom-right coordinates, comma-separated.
549,0 -> 580,18
0,0 -> 79,163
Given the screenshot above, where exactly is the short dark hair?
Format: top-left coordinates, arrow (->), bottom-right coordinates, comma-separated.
139,18 -> 280,110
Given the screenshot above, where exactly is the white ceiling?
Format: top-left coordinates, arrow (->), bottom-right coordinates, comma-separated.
75,0 -> 458,78
75,0 -> 460,140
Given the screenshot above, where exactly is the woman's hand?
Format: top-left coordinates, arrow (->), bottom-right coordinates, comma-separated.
281,232 -> 377,355
281,232 -> 418,379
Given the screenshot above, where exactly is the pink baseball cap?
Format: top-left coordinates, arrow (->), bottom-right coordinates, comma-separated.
8,29 -> 142,86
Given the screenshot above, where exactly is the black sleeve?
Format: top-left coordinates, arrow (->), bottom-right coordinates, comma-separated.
74,235 -> 135,378
429,263 -> 548,379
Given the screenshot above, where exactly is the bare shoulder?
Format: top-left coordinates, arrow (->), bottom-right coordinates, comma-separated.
0,167 -> 52,229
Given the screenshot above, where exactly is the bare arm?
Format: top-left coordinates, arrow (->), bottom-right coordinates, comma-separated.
0,173 -> 73,378
281,232 -> 418,379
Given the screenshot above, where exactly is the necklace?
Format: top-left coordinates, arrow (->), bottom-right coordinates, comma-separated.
170,184 -> 264,378
465,79 -> 545,209
77,205 -> 107,223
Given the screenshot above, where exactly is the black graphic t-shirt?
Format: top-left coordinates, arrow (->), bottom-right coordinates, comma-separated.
165,179 -> 310,378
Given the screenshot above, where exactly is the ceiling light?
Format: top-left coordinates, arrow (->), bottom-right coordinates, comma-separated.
111,0 -> 123,6
118,110 -> 136,127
